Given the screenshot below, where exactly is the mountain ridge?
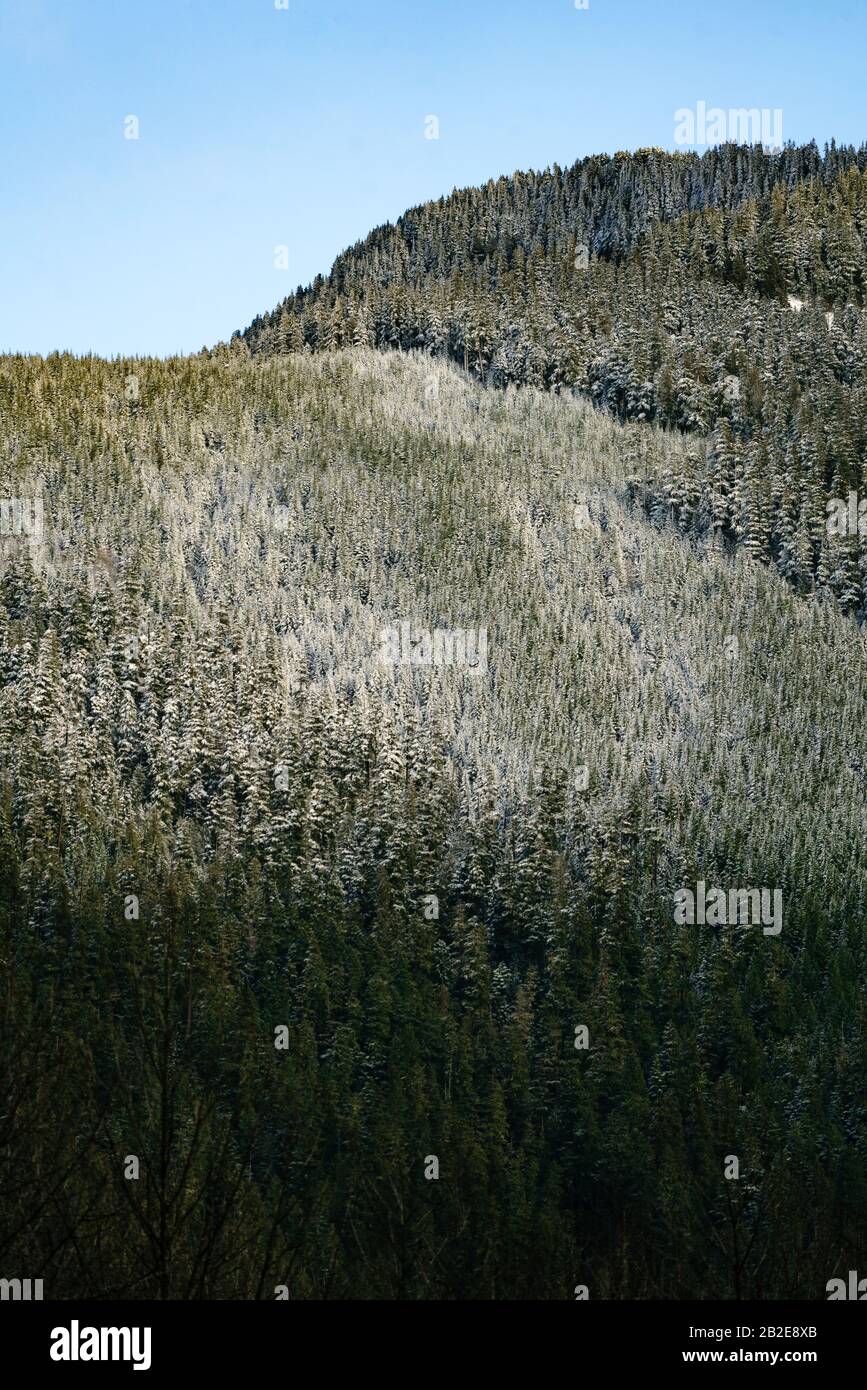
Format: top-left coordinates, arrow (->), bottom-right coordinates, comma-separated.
224,142 -> 867,618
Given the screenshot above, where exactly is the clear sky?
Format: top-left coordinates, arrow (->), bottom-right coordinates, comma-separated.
1,0 -> 864,358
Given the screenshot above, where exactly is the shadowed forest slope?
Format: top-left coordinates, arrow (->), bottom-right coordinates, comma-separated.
0,349 -> 864,1297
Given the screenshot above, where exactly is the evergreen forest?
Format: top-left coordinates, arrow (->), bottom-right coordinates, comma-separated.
1,141 -> 865,1300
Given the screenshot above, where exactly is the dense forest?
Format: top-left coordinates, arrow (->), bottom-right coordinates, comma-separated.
1,341 -> 865,1298
237,143 -> 867,615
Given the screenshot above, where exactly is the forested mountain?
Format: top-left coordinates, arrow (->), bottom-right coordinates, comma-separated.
237,143 -> 867,615
1,348 -> 865,1298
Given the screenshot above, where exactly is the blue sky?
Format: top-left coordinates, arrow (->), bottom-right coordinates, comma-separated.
1,0 -> 864,358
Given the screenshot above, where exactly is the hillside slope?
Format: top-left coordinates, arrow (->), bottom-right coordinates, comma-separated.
233,144 -> 867,615
1,348 -> 864,1297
